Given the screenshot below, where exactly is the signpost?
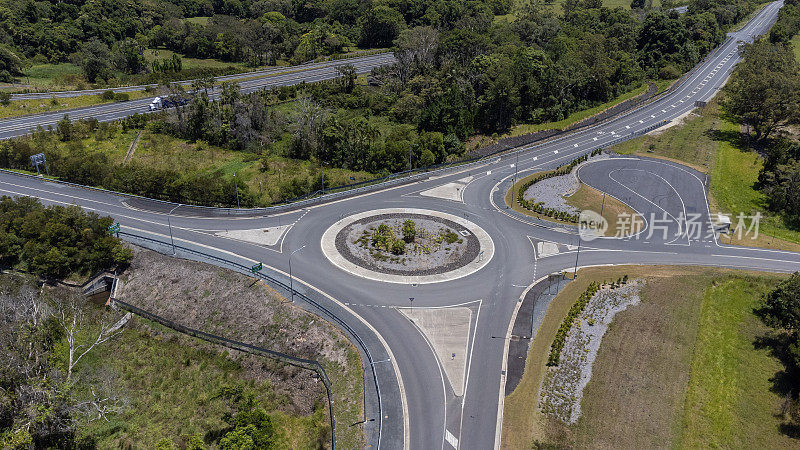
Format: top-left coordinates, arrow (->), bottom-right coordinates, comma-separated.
107,222 -> 120,237
29,153 -> 49,176
250,262 -> 262,273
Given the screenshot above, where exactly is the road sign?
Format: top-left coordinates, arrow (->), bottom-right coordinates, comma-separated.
29,153 -> 48,175
250,262 -> 262,273
107,222 -> 120,235
29,153 -> 46,166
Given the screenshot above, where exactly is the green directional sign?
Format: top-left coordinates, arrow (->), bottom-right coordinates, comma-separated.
108,222 -> 120,235
250,262 -> 262,273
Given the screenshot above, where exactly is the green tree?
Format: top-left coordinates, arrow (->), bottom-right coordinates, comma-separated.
722,40 -> 800,141
77,39 -> 112,83
756,272 -> 800,333
359,6 -> 406,48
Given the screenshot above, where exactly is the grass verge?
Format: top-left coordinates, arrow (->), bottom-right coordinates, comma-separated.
502,265 -> 795,449
0,91 -> 149,120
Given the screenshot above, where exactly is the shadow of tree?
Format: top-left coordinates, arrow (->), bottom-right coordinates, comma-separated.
704,128 -> 752,153
753,331 -> 800,438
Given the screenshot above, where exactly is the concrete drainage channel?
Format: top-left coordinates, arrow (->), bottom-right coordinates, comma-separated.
504,273 -> 570,396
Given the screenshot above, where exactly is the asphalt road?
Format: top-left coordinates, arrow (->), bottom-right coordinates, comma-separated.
0,2 -> 792,449
8,52 -> 394,100
0,52 -> 395,139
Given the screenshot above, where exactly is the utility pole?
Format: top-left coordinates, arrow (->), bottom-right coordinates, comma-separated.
573,234 -> 582,279
600,192 -> 606,217
288,245 -> 306,303
167,204 -> 181,255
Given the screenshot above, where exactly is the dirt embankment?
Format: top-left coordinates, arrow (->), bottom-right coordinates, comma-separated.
117,246 -> 363,419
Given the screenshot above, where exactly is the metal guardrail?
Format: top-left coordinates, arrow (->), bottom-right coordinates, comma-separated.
109,296 -> 337,449
116,229 -> 384,448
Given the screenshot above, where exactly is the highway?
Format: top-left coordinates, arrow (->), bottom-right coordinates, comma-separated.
7,52 -> 394,100
0,52 -> 395,139
0,2 -> 793,449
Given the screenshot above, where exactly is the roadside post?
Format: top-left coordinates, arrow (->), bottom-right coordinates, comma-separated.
288,245 -> 306,303
107,222 -> 120,238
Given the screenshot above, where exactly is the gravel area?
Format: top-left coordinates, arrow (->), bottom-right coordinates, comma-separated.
522,154 -> 609,214
335,213 -> 480,275
538,280 -> 642,424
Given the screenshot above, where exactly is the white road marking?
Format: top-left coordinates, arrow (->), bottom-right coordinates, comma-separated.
446,429 -> 459,448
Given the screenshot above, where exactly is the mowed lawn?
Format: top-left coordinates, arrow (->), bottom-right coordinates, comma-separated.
502,266 -> 797,449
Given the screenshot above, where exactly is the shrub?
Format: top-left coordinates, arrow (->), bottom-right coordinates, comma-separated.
443,229 -> 460,244
391,239 -> 406,255
114,92 -> 130,102
100,89 -> 115,101
371,223 -> 395,250
0,91 -> 9,106
402,219 -> 416,242
547,281 -> 602,366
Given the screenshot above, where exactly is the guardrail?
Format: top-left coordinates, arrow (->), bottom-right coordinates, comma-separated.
116,229 -> 384,448
109,295 -> 337,449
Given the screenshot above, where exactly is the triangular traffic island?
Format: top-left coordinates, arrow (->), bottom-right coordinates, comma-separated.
215,225 -> 291,246
397,306 -> 472,396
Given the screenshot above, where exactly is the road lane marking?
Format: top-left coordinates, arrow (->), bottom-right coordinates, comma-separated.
446,429 -> 459,448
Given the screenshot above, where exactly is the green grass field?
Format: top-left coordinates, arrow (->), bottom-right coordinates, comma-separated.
37,128 -> 375,206
792,34 -> 800,61
502,266 -> 796,449
144,48 -> 248,72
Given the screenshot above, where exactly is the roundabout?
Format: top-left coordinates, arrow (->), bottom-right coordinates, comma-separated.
321,208 -> 495,284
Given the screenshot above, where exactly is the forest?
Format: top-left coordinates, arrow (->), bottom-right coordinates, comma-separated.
0,0 -> 751,84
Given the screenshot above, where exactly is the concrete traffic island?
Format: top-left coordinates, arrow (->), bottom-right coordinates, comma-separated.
321,208 -> 495,284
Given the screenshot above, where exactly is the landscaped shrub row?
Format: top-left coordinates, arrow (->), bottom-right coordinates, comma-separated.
516,149 -> 604,222
545,274 -> 627,367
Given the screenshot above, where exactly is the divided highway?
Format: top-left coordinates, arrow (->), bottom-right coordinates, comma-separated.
0,3 -> 794,449
0,52 -> 395,139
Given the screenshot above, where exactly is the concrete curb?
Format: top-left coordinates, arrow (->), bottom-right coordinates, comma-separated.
321,208 -> 495,284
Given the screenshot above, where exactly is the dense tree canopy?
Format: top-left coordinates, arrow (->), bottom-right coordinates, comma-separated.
0,196 -> 131,279
722,40 -> 800,141
0,0 -> 756,86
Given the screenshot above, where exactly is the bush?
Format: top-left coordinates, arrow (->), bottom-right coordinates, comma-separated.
443,229 -> 460,244
100,89 -> 115,101
114,92 -> 130,102
391,239 -> 406,255
402,219 -> 416,242
547,281 -> 603,366
658,64 -> 681,80
371,223 -> 395,250
0,91 -> 10,106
